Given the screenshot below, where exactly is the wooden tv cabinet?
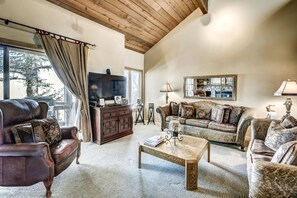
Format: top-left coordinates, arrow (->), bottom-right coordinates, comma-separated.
90,105 -> 133,145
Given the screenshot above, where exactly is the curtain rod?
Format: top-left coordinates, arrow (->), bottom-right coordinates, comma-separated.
0,18 -> 96,47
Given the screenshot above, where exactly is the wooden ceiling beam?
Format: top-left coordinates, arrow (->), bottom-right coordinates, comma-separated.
183,0 -> 197,12
154,0 -> 183,23
130,0 -> 175,31
117,0 -> 171,33
47,0 -> 158,45
90,0 -> 164,40
125,40 -> 149,54
143,0 -> 179,27
75,0 -> 160,42
194,0 -> 208,14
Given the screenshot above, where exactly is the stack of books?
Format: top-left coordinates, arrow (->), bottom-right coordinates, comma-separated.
144,135 -> 165,147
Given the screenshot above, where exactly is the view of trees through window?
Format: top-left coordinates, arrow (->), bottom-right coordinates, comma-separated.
0,46 -> 74,126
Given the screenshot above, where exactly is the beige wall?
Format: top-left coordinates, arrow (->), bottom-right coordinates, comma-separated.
144,0 -> 297,120
0,0 -> 144,76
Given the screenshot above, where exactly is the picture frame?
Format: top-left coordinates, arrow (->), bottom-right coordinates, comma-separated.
114,96 -> 122,104
122,98 -> 128,105
99,98 -> 105,107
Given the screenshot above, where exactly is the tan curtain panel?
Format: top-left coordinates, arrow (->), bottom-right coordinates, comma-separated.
37,33 -> 92,142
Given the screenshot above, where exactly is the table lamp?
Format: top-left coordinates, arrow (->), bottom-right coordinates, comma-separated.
160,82 -> 173,104
274,79 -> 297,120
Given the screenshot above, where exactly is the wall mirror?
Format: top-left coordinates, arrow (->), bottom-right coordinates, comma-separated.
184,75 -> 237,101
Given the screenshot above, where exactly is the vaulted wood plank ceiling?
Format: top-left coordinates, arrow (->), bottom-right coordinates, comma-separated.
47,0 -> 208,53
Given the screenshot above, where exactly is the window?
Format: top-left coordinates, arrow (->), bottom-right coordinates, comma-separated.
0,45 -> 75,126
124,67 -> 143,105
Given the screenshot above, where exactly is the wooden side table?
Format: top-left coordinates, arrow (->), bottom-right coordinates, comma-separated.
147,103 -> 155,125
134,103 -> 145,125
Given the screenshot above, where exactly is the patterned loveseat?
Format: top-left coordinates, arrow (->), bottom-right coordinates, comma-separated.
156,101 -> 253,150
247,119 -> 297,198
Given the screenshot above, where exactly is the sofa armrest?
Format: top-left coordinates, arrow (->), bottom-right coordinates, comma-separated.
156,104 -> 171,130
250,161 -> 297,198
0,142 -> 50,157
60,126 -> 79,140
251,119 -> 280,141
236,110 -> 253,148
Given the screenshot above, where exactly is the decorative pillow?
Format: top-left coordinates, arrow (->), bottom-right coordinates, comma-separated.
281,116 -> 297,129
180,104 -> 195,118
195,107 -> 211,119
31,118 -> 62,146
11,123 -> 35,143
264,121 -> 297,151
170,102 -> 179,116
211,106 -> 225,123
271,141 -> 297,165
222,107 -> 232,124
228,106 -> 244,125
178,102 -> 188,116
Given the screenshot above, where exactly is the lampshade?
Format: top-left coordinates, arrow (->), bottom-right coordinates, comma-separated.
160,83 -> 173,92
274,79 -> 297,96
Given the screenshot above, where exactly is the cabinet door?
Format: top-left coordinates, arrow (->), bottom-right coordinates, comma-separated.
102,118 -> 118,138
118,115 -> 132,133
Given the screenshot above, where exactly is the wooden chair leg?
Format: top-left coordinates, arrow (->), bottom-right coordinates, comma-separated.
43,179 -> 53,198
76,142 -> 81,164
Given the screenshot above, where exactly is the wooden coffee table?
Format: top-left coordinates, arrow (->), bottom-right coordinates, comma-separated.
138,134 -> 210,190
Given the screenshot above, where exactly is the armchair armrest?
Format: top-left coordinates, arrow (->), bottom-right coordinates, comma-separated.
251,119 -> 280,141
60,126 -> 79,140
156,104 -> 171,131
236,110 -> 253,148
0,142 -> 50,157
250,161 -> 297,198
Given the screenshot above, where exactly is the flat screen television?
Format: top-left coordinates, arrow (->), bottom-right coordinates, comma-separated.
88,72 -> 127,101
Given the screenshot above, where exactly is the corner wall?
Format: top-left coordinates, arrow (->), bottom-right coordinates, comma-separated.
144,0 -> 297,119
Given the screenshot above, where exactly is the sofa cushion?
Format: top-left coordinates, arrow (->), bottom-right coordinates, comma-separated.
264,121 -> 297,151
250,139 -> 275,157
281,116 -> 297,129
195,107 -> 211,119
31,118 -> 62,146
250,153 -> 273,164
228,106 -> 244,125
50,139 -> 78,164
11,123 -> 35,143
170,102 -> 179,116
208,121 -> 237,133
185,119 -> 211,128
180,104 -> 195,118
271,141 -> 297,165
166,116 -> 186,124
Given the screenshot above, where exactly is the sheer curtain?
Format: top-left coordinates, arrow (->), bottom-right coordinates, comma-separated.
37,33 -> 92,141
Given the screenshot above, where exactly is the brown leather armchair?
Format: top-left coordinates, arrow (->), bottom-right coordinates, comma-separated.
0,99 -> 81,197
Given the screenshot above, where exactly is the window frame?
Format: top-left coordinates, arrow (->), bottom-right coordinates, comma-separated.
124,66 -> 144,105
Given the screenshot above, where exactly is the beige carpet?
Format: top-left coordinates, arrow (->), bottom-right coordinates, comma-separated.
0,124 -> 249,198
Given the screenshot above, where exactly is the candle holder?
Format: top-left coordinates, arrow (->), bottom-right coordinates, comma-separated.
165,120 -> 183,146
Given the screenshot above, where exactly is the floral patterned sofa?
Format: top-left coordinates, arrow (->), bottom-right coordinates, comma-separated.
156,101 -> 253,150
247,118 -> 297,197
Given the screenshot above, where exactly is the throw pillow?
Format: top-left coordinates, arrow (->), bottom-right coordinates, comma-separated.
281,116 -> 297,129
271,141 -> 297,165
170,102 -> 179,116
228,106 -> 244,125
180,104 -> 195,118
264,121 -> 297,151
195,107 -> 212,119
222,107 -> 232,124
31,118 -> 62,146
211,106 -> 225,123
178,102 -> 188,116
11,123 -> 35,143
